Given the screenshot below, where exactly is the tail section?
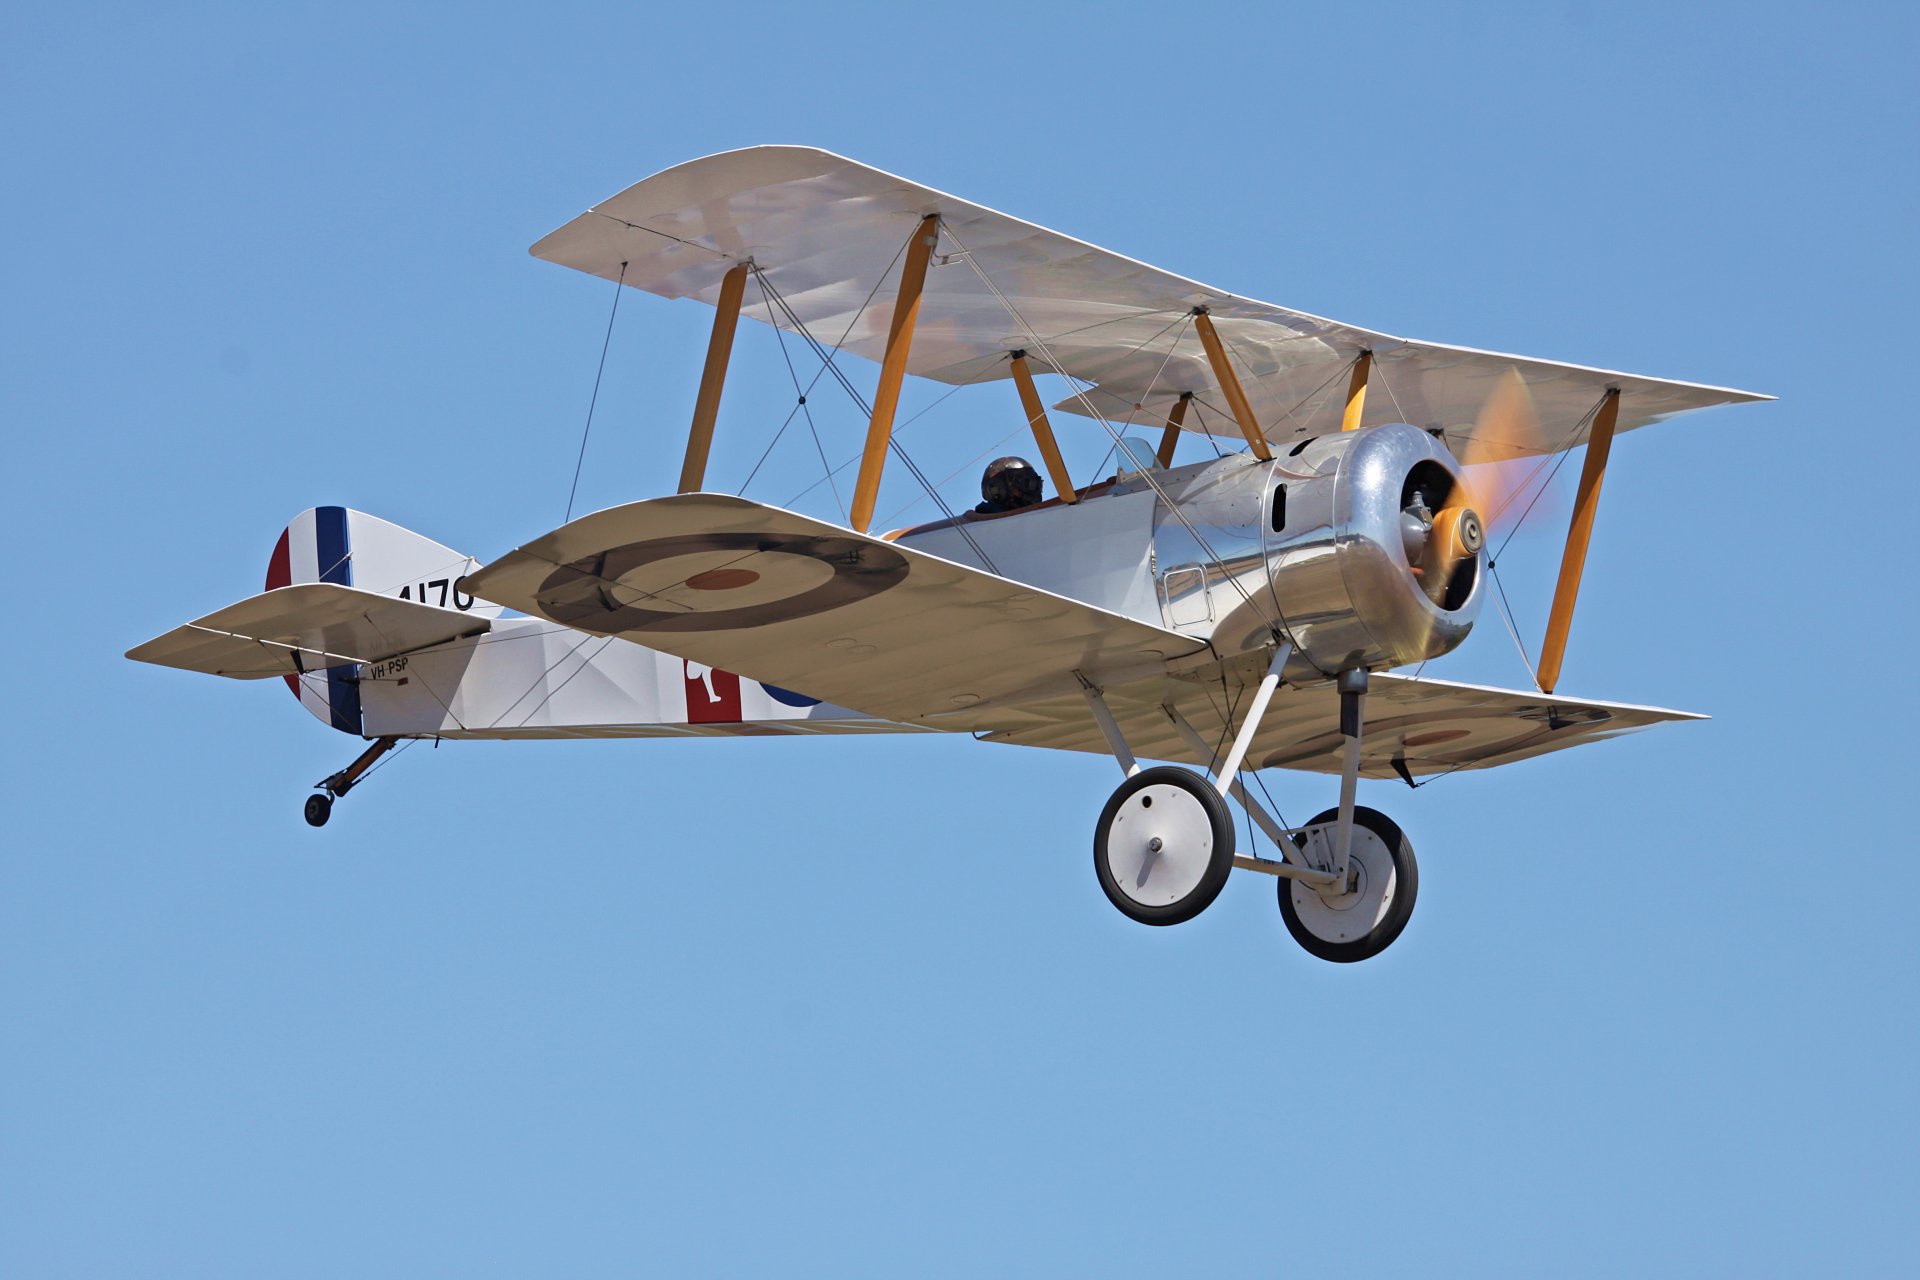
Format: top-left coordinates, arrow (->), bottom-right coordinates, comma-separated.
266,507 -> 497,733
130,503 -> 915,749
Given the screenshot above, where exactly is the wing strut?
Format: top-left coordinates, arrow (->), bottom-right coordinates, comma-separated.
850,216 -> 939,532
1340,350 -> 1373,431
1009,352 -> 1078,503
1536,388 -> 1622,693
1156,392 -> 1192,467
679,262 -> 749,493
1192,309 -> 1273,460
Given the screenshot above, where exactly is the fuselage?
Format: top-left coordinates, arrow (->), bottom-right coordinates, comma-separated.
340,423 -> 1483,741
895,422 -> 1484,679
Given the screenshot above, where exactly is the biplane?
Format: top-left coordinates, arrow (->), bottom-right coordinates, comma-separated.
129,147 -> 1769,962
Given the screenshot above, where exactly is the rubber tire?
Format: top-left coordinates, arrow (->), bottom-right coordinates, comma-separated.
304,793 -> 333,828
1093,765 -> 1236,927
1277,805 -> 1418,963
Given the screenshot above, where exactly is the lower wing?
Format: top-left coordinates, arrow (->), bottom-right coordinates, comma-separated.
463,493 -> 1210,729
979,672 -> 1703,777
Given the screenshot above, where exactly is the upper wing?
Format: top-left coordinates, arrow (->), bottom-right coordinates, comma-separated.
462,494 -> 1208,727
126,583 -> 492,680
978,671 -> 1703,778
531,146 -> 1770,454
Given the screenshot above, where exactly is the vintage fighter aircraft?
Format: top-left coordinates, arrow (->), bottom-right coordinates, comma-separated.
128,147 -> 1769,962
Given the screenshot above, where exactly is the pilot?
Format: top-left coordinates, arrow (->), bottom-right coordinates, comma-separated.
975,456 -> 1044,514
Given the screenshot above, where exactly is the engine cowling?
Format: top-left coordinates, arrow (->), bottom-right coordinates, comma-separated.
1149,423 -> 1483,671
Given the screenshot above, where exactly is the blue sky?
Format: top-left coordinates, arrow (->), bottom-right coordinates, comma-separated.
4,2 -> 1916,1274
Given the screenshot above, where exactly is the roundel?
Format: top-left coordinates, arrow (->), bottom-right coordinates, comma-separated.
534,532 -> 910,634
761,684 -> 823,708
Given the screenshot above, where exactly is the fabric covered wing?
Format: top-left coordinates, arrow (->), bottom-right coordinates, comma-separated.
461,494 -> 1208,727
531,146 -> 1769,454
979,671 -> 1703,778
127,583 -> 492,679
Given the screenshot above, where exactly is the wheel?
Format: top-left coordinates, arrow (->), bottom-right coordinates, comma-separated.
1277,806 -> 1418,963
303,793 -> 332,828
1093,766 -> 1235,926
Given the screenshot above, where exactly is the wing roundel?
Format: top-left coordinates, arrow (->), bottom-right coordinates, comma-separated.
461,493 -> 1209,728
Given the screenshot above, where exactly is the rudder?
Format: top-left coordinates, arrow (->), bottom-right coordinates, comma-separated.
267,507 -> 497,733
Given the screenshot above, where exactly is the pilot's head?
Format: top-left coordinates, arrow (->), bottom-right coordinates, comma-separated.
981,456 -> 1043,511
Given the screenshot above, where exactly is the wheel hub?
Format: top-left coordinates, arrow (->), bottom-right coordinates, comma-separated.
1102,783 -> 1217,908
1312,855 -> 1368,910
1289,825 -> 1394,942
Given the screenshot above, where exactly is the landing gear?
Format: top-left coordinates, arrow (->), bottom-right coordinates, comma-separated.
303,793 -> 333,827
1079,649 -> 1424,960
302,736 -> 398,828
1270,669 -> 1419,961
1278,806 -> 1418,963
1093,766 -> 1235,926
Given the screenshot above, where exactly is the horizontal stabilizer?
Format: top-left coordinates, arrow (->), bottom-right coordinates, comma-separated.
462,494 -> 1207,726
126,583 -> 492,680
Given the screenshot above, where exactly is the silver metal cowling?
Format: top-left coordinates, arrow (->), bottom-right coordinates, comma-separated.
1148,424 -> 1481,672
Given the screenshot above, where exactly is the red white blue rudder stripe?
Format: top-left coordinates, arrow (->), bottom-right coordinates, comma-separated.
266,507 -> 493,736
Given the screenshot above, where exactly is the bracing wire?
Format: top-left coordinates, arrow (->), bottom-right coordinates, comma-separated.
736,401 -> 801,496
565,260 -> 628,523
873,309 -> 1193,528
1487,561 -> 1539,683
733,249 -> 906,511
784,359 -> 1003,520
353,736 -> 417,786
1468,390 -> 1612,684
942,223 -> 1291,644
753,269 -> 848,524
749,244 -> 1001,574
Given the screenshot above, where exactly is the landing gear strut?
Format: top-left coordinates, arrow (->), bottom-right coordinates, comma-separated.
1278,805 -> 1418,963
1080,652 -> 1421,962
1274,671 -> 1419,962
303,736 -> 399,827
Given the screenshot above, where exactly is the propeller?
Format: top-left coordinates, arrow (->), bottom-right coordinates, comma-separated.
1402,371 -> 1552,608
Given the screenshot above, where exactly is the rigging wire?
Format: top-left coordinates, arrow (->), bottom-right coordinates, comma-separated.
1371,353 -> 1411,426
1189,401 -> 1228,458
736,401 -> 802,496
1261,356 -> 1364,467
1094,311 -> 1196,438
352,735 -> 417,786
916,310 -> 1193,518
1393,392 -> 1620,788
565,259 -> 628,523
1486,561 -> 1539,683
733,247 -> 908,510
941,223 -> 1292,645
1250,768 -> 1292,841
753,269 -> 848,524
789,361 -> 1003,518
876,419 -> 1030,527
747,255 -> 900,427
1484,394 -> 1601,564
750,246 -> 1001,574
1460,391 -> 1610,683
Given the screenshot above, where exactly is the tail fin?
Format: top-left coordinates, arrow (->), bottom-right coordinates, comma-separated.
266,507 -> 498,733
